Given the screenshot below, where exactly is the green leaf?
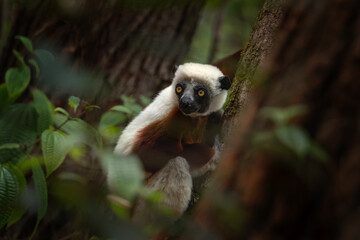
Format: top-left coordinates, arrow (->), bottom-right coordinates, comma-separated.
120,95 -> 136,106
5,64 -> 31,100
99,111 -> 127,127
33,49 -> 55,63
85,104 -> 100,111
110,105 -> 132,114
31,158 -> 47,238
276,126 -> 311,158
101,152 -> 144,201
6,164 -> 27,227
99,111 -> 126,140
108,195 -> 130,219
68,96 -> 80,113
0,125 -> 36,164
309,143 -> 329,164
28,59 -> 40,77
0,83 -> 9,109
68,146 -> 86,161
0,164 -> 20,229
13,50 -> 25,64
32,89 -> 53,134
252,131 -> 273,145
54,113 -> 103,148
129,104 -> 142,116
16,36 -> 33,52
0,143 -> 20,150
54,107 -> 69,117
17,156 -> 42,173
120,95 -> 143,115
139,187 -> 164,204
56,172 -> 87,184
0,104 -> 37,164
139,95 -> 151,106
41,129 -> 70,177
99,125 -> 122,142
261,105 -> 307,126
0,104 -> 38,128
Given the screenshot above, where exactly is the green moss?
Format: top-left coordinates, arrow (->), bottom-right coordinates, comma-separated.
224,0 -> 280,120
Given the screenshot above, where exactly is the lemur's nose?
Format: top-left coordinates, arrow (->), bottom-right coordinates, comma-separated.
179,97 -> 196,114
180,97 -> 192,108
181,98 -> 192,107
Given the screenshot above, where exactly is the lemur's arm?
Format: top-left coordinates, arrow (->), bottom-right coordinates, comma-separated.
181,143 -> 215,169
180,110 -> 224,172
135,140 -> 216,173
133,138 -> 182,174
204,109 -> 223,147
190,110 -> 224,177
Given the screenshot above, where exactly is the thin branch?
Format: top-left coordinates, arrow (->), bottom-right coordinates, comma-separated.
207,1 -> 228,63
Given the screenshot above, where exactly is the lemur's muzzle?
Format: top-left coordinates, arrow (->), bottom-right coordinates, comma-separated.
179,97 -> 198,114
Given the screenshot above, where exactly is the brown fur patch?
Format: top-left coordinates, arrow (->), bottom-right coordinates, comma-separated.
132,107 -> 214,173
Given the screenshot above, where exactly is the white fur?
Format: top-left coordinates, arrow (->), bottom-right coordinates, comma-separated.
114,62 -> 228,155
114,86 -> 177,155
172,63 -> 224,91
172,63 -> 228,116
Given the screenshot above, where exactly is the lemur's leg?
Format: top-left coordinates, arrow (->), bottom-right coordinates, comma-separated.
132,157 -> 192,225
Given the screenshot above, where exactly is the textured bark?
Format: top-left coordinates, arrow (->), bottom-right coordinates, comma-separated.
196,0 -> 360,239
222,0 -> 285,135
0,0 -> 205,109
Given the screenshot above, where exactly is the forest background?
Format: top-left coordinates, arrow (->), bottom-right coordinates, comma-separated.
1,0 -> 359,239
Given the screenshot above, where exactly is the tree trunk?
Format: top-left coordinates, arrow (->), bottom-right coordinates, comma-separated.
222,0 -> 285,135
0,0 -> 205,108
195,0 -> 360,239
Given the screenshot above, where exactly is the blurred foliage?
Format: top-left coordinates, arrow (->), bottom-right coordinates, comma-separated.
252,105 -> 329,174
0,36 -> 169,239
186,0 -> 264,63
0,1 -> 334,238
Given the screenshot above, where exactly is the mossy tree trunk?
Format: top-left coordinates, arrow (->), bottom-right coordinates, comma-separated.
195,0 -> 360,239
222,0 -> 285,135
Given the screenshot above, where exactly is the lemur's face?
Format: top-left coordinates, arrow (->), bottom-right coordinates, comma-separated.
172,63 -> 231,117
175,80 -> 210,115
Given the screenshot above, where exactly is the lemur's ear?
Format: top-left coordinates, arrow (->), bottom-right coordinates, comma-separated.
173,65 -> 179,75
219,76 -> 231,90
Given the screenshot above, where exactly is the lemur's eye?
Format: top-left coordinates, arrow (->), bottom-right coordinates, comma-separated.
176,86 -> 183,93
198,90 -> 205,97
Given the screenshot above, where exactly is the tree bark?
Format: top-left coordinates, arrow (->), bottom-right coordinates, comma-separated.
222,0 -> 285,136
195,0 -> 360,239
0,0 -> 205,108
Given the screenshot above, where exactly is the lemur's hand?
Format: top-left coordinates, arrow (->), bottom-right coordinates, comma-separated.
190,136 -> 223,177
